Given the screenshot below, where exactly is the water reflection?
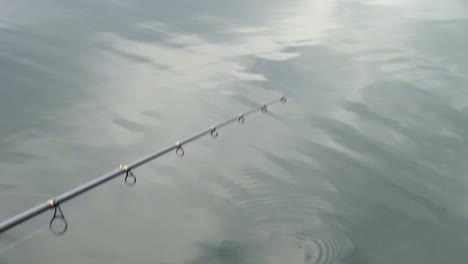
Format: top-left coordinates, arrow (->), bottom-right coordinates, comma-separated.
1,0 -> 468,263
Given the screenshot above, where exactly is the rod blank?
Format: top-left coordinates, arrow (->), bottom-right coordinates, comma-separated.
0,96 -> 286,235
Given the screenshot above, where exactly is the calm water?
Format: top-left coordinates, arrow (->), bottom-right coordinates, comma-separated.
1,0 -> 468,263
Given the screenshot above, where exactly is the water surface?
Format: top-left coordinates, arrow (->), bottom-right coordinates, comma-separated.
1,0 -> 468,263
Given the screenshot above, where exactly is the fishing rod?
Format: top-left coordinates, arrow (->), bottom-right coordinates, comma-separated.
0,96 -> 286,235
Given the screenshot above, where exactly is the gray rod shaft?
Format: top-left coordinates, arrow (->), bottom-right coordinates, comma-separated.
0,96 -> 286,234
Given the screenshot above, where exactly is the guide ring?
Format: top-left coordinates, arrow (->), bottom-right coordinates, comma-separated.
125,170 -> 137,186
175,142 -> 184,158
49,204 -> 68,235
238,115 -> 245,124
210,127 -> 218,139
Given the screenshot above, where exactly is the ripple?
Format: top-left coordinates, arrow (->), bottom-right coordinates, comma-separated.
205,162 -> 352,263
296,229 -> 352,264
